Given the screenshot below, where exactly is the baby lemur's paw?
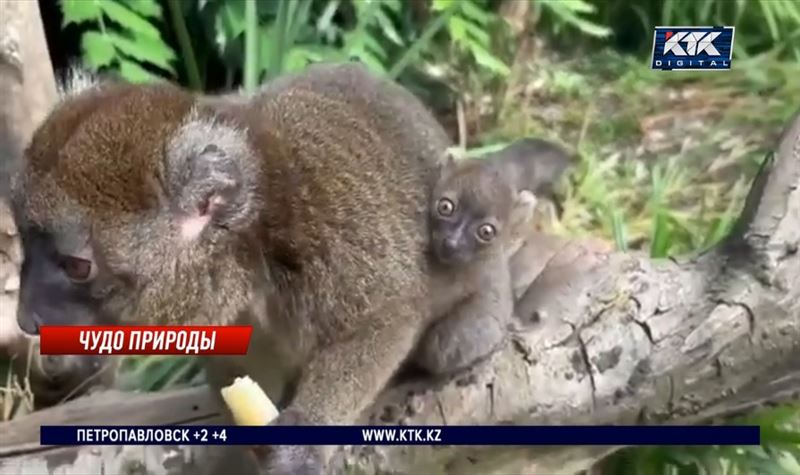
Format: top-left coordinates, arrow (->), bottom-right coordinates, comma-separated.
255,409 -> 325,475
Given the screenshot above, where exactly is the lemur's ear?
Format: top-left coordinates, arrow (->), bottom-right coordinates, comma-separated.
166,113 -> 262,241
440,149 -> 457,166
437,147 -> 465,178
508,190 -> 538,230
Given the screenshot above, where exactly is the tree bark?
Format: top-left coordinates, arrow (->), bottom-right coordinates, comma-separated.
0,0 -> 57,349
2,109 -> 800,474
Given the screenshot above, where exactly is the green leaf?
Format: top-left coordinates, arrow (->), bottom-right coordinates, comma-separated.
776,451 -> 800,475
460,0 -> 493,26
245,0 -> 263,84
121,0 -> 162,18
649,211 -> 671,258
117,59 -> 160,83
541,0 -> 612,38
287,0 -> 315,47
662,0 -> 675,26
218,0 -> 246,38
258,25 -> 280,77
699,0 -> 716,22
107,32 -> 176,74
741,404 -> 800,427
610,208 -> 628,252
432,0 -> 456,12
284,45 -> 340,72
213,1 -> 247,57
363,34 -> 388,60
697,448 -> 726,475
160,357 -> 201,389
119,356 -> 203,391
542,0 -> 599,15
758,0 -> 781,42
81,31 -> 116,69
761,427 -> 800,445
783,0 -> 800,24
469,43 -> 510,75
461,17 -> 491,46
100,1 -> 162,39
316,0 -> 340,35
375,9 -> 403,46
383,0 -> 402,12
628,5 -> 651,40
447,15 -> 468,45
60,0 -> 101,26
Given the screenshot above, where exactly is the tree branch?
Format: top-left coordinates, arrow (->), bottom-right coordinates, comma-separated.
0,0 -> 57,349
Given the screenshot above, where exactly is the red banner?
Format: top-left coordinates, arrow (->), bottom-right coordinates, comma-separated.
39,326 -> 253,355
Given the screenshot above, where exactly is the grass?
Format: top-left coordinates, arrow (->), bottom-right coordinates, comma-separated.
0,351 -> 202,422
602,403 -> 800,474
1,344 -> 35,421
480,48 -> 797,259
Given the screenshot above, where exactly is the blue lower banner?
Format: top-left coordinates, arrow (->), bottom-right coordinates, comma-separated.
40,425 -> 761,446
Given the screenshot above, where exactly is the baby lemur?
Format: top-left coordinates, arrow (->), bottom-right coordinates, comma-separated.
415,139 -> 573,375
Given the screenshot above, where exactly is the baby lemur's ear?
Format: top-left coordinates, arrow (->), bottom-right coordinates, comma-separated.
508,189 -> 538,231
165,112 -> 263,241
437,148 -> 458,172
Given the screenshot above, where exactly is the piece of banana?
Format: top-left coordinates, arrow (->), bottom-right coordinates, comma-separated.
220,376 -> 279,426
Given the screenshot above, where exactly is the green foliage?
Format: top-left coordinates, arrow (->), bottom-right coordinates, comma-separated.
603,406 -> 800,474
63,0 -> 510,91
187,0 -> 440,90
657,0 -> 800,59
433,0 -> 509,76
60,0 -> 176,83
234,0 -> 504,86
536,0 -> 613,39
58,0 -> 800,91
578,132 -> 748,262
588,0 -> 800,59
117,355 -> 203,392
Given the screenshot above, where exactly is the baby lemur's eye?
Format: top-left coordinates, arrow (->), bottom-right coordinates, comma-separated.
476,223 -> 496,242
60,256 -> 94,283
436,198 -> 455,217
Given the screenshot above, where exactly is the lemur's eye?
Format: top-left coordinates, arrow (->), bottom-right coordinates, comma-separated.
60,256 -> 94,283
476,223 -> 496,242
437,198 -> 455,217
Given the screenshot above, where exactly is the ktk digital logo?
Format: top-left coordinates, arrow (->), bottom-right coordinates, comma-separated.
651,26 -> 735,71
